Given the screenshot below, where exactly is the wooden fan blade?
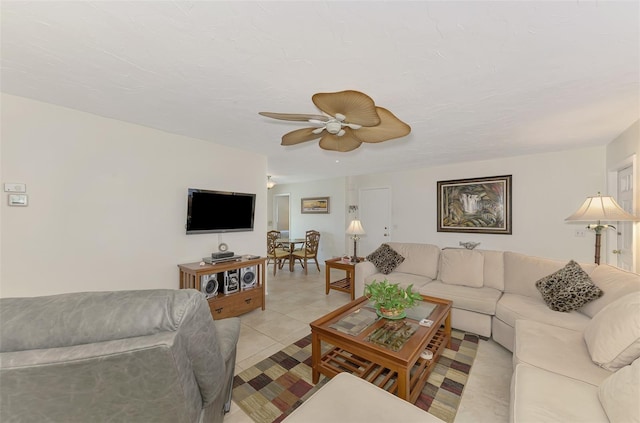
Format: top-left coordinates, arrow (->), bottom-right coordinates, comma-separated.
353,107 -> 411,143
318,129 -> 362,152
281,127 -> 322,146
259,112 -> 328,122
312,91 -> 381,127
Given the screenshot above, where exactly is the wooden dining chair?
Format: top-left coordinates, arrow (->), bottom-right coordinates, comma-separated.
267,230 -> 289,276
291,230 -> 321,275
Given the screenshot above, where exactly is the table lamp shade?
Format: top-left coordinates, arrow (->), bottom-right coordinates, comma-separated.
346,220 -> 366,235
346,220 -> 365,263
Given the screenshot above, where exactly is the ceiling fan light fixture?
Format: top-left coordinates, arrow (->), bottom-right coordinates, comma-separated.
267,175 -> 276,189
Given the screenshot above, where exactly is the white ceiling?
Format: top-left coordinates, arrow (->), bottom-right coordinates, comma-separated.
2,1 -> 638,184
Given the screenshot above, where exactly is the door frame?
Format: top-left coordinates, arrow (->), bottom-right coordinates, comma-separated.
606,154 -> 637,271
273,193 -> 290,238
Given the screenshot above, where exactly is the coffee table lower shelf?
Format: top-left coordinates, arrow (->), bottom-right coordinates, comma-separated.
317,327 -> 449,404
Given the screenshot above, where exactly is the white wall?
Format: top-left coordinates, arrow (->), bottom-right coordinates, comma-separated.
268,178 -> 346,261
1,94 -> 267,297
266,146 -> 607,266
350,147 -> 606,263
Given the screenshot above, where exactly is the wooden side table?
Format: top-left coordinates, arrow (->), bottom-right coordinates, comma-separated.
325,257 -> 363,300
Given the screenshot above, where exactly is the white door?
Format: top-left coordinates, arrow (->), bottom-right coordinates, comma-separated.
359,187 -> 391,257
616,166 -> 634,271
274,194 -> 290,238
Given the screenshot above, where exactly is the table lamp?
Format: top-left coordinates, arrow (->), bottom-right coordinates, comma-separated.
565,192 -> 639,264
346,219 -> 366,263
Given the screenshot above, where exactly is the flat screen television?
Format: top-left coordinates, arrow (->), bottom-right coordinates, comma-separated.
186,188 -> 256,234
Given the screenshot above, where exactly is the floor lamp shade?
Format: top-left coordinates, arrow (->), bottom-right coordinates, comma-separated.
565,193 -> 639,264
346,220 -> 365,263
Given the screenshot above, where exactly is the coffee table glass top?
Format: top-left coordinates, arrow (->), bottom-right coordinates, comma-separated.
328,299 -> 439,351
367,320 -> 418,351
329,308 -> 377,336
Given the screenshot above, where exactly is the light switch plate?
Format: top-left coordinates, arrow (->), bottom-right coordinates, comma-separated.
8,194 -> 28,206
4,183 -> 26,193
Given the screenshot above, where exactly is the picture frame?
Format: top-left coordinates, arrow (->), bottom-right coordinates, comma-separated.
301,197 -> 330,214
437,175 -> 512,234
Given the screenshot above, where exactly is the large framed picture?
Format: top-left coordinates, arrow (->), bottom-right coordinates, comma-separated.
301,197 -> 330,214
437,175 -> 512,234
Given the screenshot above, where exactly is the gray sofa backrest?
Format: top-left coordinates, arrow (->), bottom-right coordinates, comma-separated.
0,289 -> 225,422
1,289 -> 205,351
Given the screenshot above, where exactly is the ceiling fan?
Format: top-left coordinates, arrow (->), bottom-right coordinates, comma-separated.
259,90 -> 411,152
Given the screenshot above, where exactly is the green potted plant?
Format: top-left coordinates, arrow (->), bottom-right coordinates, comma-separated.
363,279 -> 423,319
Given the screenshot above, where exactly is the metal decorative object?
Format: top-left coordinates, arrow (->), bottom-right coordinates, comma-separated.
459,241 -> 481,250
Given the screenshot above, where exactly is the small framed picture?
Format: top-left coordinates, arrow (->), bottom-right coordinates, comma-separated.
437,175 -> 512,234
301,197 -> 330,214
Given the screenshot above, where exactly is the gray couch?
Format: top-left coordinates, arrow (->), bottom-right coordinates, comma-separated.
0,289 -> 240,423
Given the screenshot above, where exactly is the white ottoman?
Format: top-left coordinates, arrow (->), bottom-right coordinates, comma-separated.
282,373 -> 445,423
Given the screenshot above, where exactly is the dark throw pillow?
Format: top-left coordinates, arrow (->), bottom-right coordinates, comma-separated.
535,260 -> 603,312
366,244 -> 405,275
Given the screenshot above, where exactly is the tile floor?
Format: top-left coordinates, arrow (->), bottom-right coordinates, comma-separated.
224,264 -> 513,423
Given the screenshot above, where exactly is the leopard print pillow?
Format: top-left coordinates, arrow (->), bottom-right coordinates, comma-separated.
366,244 -> 405,275
535,260 -> 603,312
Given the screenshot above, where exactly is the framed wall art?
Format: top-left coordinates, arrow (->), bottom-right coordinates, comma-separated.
437,175 -> 512,234
301,197 -> 330,214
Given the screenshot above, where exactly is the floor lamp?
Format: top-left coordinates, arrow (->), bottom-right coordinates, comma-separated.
346,220 -> 366,263
565,193 -> 639,264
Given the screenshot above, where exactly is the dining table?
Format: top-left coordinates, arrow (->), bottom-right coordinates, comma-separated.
275,238 -> 306,271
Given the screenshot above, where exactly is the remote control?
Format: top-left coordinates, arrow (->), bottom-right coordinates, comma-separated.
420,350 -> 434,360
419,318 -> 433,327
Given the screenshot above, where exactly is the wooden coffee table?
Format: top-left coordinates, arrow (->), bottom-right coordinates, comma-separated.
310,295 -> 452,403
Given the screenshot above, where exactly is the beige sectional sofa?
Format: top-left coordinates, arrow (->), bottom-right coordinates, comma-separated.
350,242 -> 640,422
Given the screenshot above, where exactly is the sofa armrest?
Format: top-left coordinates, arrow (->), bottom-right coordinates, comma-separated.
354,261 -> 378,298
0,332 -> 199,422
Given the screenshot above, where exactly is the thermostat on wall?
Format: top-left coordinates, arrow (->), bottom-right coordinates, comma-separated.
8,194 -> 28,206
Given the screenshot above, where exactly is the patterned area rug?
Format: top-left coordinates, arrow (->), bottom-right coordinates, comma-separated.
233,329 -> 479,423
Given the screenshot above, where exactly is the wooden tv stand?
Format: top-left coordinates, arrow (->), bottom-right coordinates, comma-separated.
178,257 -> 266,320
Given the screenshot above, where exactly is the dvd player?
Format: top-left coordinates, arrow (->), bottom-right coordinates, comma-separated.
203,256 -> 242,265
212,251 -> 234,259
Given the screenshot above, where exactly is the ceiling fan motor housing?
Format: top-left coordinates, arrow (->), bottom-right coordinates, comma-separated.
326,121 -> 342,134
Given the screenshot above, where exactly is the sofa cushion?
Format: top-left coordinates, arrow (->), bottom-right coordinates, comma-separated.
513,320 -> 611,386
583,292 -> 640,371
366,243 -> 405,275
439,249 -> 484,287
511,363 -> 608,423
364,272 -> 433,291
535,260 -> 602,312
480,249 -> 505,291
503,252 -> 596,298
580,264 -> 640,318
386,243 -> 440,279
495,293 -> 591,332
419,281 -> 501,315
598,359 -> 640,423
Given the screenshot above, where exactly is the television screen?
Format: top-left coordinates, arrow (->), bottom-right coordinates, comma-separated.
186,189 -> 256,234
